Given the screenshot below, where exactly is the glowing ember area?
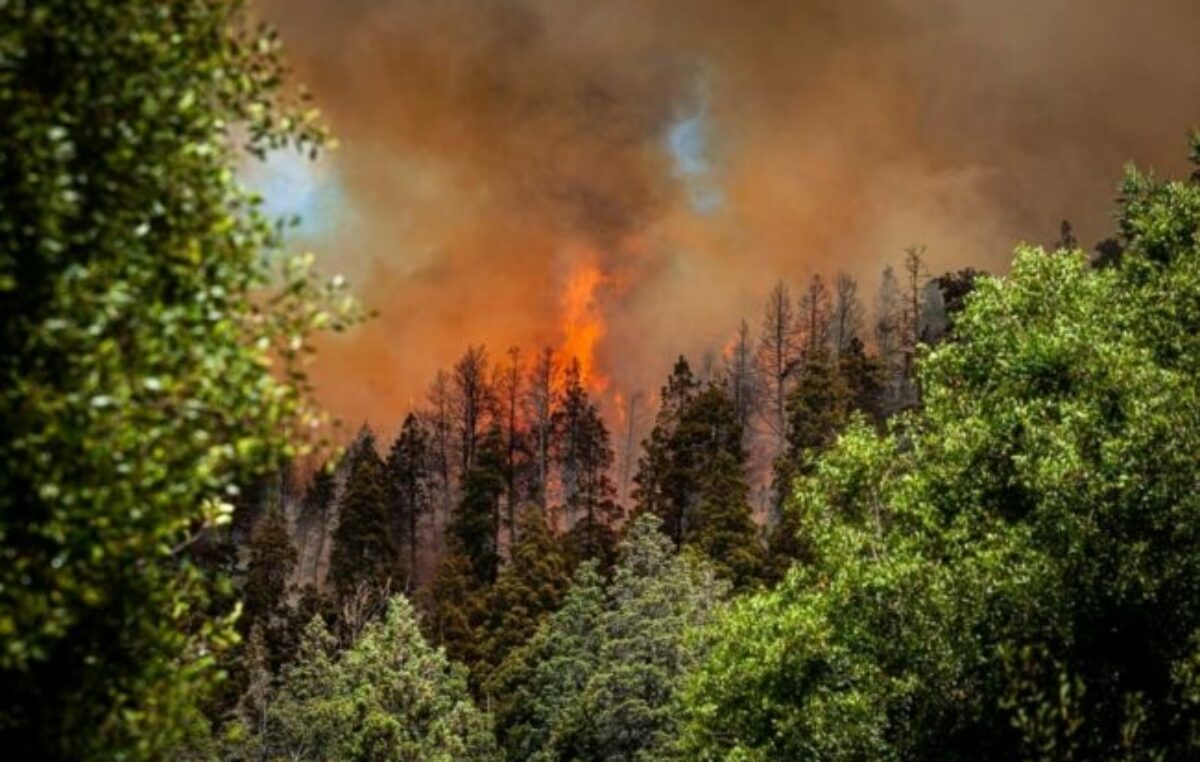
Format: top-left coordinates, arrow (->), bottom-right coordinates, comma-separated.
559,259 -> 609,392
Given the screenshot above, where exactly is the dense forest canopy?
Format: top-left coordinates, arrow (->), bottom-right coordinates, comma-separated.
2,1 -> 1199,761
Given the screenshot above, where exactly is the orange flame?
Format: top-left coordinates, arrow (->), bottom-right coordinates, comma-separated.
559,258 -> 609,393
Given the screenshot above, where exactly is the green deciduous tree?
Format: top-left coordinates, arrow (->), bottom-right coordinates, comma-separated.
681,149 -> 1200,760
0,1 -> 358,757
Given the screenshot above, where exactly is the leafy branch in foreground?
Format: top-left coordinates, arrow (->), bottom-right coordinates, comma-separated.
0,1 -> 361,758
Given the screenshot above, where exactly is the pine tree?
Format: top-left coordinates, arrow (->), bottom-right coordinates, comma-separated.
667,384 -> 744,545
767,347 -> 852,580
691,450 -> 764,589
487,516 -> 729,762
486,562 -> 607,761
328,428 -> 398,602
756,282 -> 801,460
798,274 -> 832,356
229,599 -> 498,761
386,413 -> 432,589
297,464 -> 336,588
784,349 -> 850,461
526,347 -> 558,513
875,263 -> 905,412
425,542 -> 488,671
242,507 -> 298,664
723,319 -> 758,436
558,515 -> 730,760
480,506 -> 570,688
831,272 -> 864,358
839,336 -> 886,424
555,359 -> 622,566
633,356 -> 699,542
900,244 -> 928,405
451,425 -> 506,585
635,366 -> 762,584
496,346 -> 528,543
453,345 -> 495,475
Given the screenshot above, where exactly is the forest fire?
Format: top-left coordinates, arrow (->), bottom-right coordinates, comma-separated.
558,258 -> 610,394
11,3 -> 1200,760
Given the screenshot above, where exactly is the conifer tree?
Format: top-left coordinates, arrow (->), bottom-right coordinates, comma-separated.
831,272 -> 865,358
555,360 -> 622,566
328,429 -> 398,602
386,412 -> 432,588
554,515 -> 729,760
487,516 -> 728,761
229,598 -> 498,761
756,283 -> 801,460
297,464 -> 336,588
525,348 -> 558,512
486,563 -> 607,762
635,368 -> 762,584
242,507 -> 298,662
633,356 -> 699,541
453,345 -> 495,475
838,336 -> 886,424
451,425 -> 506,585
767,347 -> 851,579
480,506 -> 570,687
723,319 -> 759,436
798,273 -> 832,356
496,347 -> 528,541
875,263 -> 905,409
691,450 -> 764,589
426,542 -> 489,671
784,349 -> 850,461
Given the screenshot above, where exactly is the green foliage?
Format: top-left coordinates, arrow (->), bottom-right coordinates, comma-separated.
329,429 -> 399,602
633,357 -> 700,542
555,360 -> 623,566
0,1 -> 358,757
691,451 -> 763,590
490,514 -> 729,761
454,426 -> 507,585
225,596 -> 499,761
242,508 -> 297,639
387,412 -> 433,587
426,542 -> 490,671
480,506 -> 571,690
636,367 -> 763,586
682,155 -> 1200,760
487,562 -> 607,762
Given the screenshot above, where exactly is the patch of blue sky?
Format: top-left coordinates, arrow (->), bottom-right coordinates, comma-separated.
668,114 -> 710,177
245,148 -> 343,239
665,104 -> 723,216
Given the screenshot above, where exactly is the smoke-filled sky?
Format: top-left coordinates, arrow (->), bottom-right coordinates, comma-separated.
254,0 -> 1200,432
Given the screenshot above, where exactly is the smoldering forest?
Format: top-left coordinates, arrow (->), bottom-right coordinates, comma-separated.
259,0 -> 1200,428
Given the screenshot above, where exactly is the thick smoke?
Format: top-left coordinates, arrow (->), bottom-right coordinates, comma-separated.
258,0 -> 1200,430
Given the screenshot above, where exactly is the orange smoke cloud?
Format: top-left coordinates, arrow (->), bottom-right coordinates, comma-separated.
256,0 -> 1200,431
